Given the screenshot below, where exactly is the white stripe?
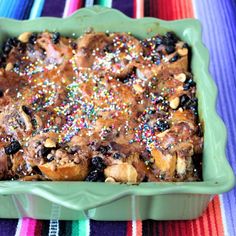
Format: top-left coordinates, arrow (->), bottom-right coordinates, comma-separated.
131,195 -> 137,236
106,0 -> 112,8
48,203 -> 61,236
29,0 -> 45,19
85,0 -> 94,7
86,219 -> 90,236
14,219 -> 23,236
63,0 -> 71,18
192,0 -> 198,18
132,220 -> 137,236
219,194 -> 229,236
136,0 -> 144,18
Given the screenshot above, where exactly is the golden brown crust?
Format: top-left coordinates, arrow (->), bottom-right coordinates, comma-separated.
39,160 -> 88,181
0,31 -> 203,182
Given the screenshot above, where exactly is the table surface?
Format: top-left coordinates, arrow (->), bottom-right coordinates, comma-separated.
0,0 -> 235,235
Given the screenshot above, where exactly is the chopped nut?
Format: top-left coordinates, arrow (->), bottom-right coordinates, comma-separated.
5,63 -> 13,72
174,73 -> 186,82
133,83 -> 144,93
44,138 -> 56,148
50,164 -> 57,171
169,97 -> 180,109
18,32 -> 32,43
176,156 -> 186,175
73,156 -> 81,164
151,149 -> 176,177
157,130 -> 169,138
104,163 -> 138,183
177,48 -> 188,56
105,177 -> 116,183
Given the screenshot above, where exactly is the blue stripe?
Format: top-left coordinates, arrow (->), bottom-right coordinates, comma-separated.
0,0 -> 34,19
194,0 -> 236,235
29,0 -> 45,19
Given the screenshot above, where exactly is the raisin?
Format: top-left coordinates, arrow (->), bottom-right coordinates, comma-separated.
37,146 -> 51,158
183,43 -> 189,48
166,32 -> 178,43
103,45 -> 113,53
5,140 -> 21,155
2,38 -> 19,55
180,94 -> 191,108
70,41 -> 77,50
189,98 -> 198,115
155,37 -> 163,47
18,42 -> 26,53
28,33 -> 38,45
85,170 -> 105,182
155,120 -> 170,132
180,95 -> 198,114
113,152 -> 122,159
97,145 -> 111,155
91,156 -> 106,170
22,105 -> 32,116
169,53 -> 180,63
52,32 -> 60,44
163,32 -> 178,46
0,89 -> 3,97
153,94 -> 164,104
67,145 -> 80,154
2,44 -> 12,55
165,45 -> 175,54
183,78 -> 196,90
10,38 -> 19,47
142,175 -> 149,182
162,37 -> 175,46
0,54 -> 6,68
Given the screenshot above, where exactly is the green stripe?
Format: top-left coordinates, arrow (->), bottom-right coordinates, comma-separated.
97,0 -> 112,7
72,220 -> 88,236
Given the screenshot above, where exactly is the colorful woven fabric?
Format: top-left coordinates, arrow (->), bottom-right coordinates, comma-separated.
0,0 -> 235,235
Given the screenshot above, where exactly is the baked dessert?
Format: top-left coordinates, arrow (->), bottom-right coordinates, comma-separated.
0,30 -> 203,182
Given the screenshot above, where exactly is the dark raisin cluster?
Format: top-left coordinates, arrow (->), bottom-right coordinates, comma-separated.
4,140 -> 21,155
180,94 -> 198,115
52,32 -> 60,44
85,156 -> 107,182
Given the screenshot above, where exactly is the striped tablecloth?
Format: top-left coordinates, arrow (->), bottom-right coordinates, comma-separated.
0,0 -> 235,235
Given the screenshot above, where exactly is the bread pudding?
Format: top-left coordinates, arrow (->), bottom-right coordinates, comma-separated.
0,31 -> 203,182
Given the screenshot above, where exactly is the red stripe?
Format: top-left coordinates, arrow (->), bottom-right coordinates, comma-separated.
151,0 -> 194,19
193,214 -> 201,236
34,220 -> 43,236
213,196 -> 225,235
158,221 -> 164,236
126,221 -> 132,236
206,199 -> 215,236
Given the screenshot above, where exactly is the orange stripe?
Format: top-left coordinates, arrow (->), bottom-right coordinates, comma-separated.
136,220 -> 142,236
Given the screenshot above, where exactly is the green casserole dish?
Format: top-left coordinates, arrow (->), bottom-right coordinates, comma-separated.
0,6 -> 234,220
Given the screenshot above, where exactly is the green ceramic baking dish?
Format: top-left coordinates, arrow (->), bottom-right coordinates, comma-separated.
0,6 -> 234,220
